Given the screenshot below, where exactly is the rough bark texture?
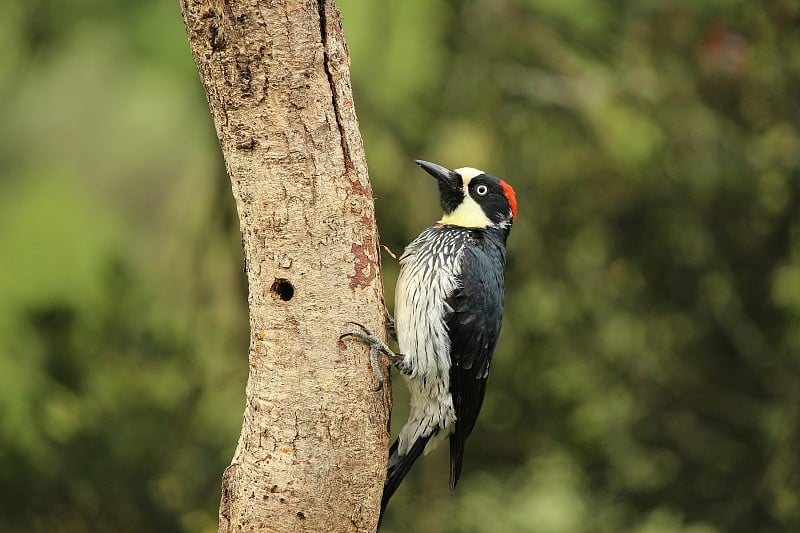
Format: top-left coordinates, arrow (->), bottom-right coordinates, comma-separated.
180,1 -> 391,531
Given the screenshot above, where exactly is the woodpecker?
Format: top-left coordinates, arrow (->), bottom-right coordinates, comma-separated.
342,159 -> 517,524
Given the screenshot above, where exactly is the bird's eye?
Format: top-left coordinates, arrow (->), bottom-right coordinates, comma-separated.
475,184 -> 488,196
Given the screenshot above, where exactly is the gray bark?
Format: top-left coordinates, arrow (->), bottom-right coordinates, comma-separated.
180,1 -> 391,531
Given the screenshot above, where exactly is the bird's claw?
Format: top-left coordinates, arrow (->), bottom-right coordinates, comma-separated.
340,322 -> 405,390
340,321 -> 371,339
385,311 -> 397,341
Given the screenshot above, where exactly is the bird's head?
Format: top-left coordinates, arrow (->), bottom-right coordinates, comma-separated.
415,159 -> 518,230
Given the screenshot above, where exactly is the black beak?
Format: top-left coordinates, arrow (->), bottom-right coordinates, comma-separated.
415,159 -> 460,189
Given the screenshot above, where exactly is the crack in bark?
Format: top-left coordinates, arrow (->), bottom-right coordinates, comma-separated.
317,0 -> 354,171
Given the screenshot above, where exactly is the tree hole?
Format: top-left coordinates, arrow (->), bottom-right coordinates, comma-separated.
270,279 -> 294,301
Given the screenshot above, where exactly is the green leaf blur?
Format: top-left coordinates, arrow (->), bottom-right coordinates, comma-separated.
1,0 -> 799,531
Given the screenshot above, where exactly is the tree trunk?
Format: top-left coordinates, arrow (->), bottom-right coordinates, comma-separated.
180,1 -> 391,531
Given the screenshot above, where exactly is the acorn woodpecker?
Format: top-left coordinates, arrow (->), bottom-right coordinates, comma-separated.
341,159 -> 517,524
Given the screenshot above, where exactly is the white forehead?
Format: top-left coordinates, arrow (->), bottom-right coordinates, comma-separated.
454,167 -> 485,186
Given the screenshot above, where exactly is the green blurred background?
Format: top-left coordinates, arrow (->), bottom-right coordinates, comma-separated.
2,0 -> 799,531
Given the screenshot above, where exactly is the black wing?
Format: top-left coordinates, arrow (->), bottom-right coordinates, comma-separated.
446,241 -> 505,489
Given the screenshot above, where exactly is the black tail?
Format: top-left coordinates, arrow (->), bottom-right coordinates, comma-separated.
378,434 -> 432,528
449,432 -> 465,490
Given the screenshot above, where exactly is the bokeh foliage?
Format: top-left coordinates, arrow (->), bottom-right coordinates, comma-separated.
1,0 -> 799,531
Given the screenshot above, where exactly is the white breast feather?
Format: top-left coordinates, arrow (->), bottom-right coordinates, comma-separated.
394,229 -> 464,455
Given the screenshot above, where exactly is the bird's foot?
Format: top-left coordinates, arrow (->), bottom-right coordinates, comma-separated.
385,310 -> 397,341
340,321 -> 406,391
